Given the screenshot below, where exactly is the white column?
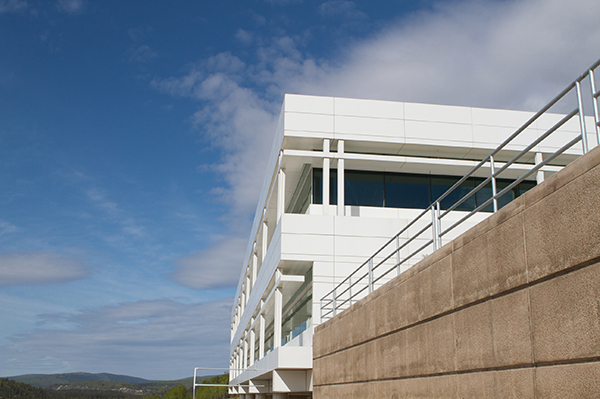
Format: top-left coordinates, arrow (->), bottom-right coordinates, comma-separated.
251,254 -> 257,287
323,139 -> 330,215
535,152 -> 545,184
249,325 -> 255,366
245,276 -> 251,304
243,338 -> 248,369
277,168 -> 286,221
273,288 -> 282,349
241,293 -> 245,314
258,305 -> 265,359
337,140 -> 345,216
261,221 -> 268,261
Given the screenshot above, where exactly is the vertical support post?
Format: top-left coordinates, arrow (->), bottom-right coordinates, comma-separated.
338,140 -> 345,216
241,293 -> 245,314
277,168 -> 286,221
490,155 -> 498,213
243,338 -> 248,370
368,258 -> 374,294
261,221 -> 268,262
245,276 -> 251,305
535,152 -> 545,184
590,68 -> 600,145
274,279 -> 282,349
395,235 -> 401,276
431,206 -> 438,251
251,254 -> 257,289
576,80 -> 589,154
258,307 -> 265,360
249,325 -> 255,366
323,139 -> 330,215
436,202 -> 442,249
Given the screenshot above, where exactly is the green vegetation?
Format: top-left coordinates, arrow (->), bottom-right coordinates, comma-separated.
10,374 -> 151,389
1,378 -> 51,399
1,374 -> 237,399
193,375 -> 231,399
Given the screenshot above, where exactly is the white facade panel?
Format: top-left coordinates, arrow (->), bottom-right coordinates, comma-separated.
334,96 -> 405,119
284,112 -> 334,134
227,94 -> 580,398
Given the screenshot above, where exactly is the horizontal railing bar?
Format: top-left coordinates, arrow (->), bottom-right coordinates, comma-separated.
372,239 -> 433,285
439,134 -> 582,238
320,57 -> 600,321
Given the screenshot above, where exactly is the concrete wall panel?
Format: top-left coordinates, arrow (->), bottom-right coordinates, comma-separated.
314,146 -> 600,398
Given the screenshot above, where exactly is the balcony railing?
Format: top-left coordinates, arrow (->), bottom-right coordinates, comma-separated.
320,57 -> 600,322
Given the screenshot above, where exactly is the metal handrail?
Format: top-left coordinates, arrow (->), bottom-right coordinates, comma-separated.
320,57 -> 600,322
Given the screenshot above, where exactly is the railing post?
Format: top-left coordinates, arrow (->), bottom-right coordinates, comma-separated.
435,202 -> 442,249
368,258 -> 374,294
431,206 -> 438,251
535,152 -> 545,184
396,235 -> 401,276
576,79 -> 589,154
490,155 -> 498,212
589,68 -> 600,146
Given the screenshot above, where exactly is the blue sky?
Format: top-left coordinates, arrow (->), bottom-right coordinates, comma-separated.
1,0 -> 599,381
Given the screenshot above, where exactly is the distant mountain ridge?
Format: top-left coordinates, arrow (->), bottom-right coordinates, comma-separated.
7,373 -> 156,388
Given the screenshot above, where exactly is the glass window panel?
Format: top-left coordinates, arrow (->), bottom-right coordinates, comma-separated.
330,169 -> 337,205
474,178 -> 494,212
345,170 -> 384,207
431,176 -> 476,211
312,169 -> 323,205
312,168 -> 337,205
384,173 -> 431,209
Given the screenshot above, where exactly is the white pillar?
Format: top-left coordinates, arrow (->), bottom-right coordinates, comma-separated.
261,221 -> 268,261
535,152 -> 545,184
245,276 -> 251,304
251,253 -> 257,288
337,140 -> 345,216
323,139 -> 330,215
249,321 -> 255,366
258,308 -> 265,359
277,168 -> 286,221
243,338 -> 248,369
274,287 -> 282,349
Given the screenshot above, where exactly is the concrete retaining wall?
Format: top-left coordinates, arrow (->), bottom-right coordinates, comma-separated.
313,146 -> 600,398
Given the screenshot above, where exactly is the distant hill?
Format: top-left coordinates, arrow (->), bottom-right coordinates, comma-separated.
7,373 -> 153,388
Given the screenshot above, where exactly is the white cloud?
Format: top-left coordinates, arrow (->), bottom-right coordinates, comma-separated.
318,0 -> 367,19
56,0 -> 84,14
297,0 -> 600,111
172,237 -> 247,289
0,252 -> 88,286
0,298 -> 232,380
157,0 -> 600,291
235,29 -> 254,45
0,220 -> 19,236
127,45 -> 158,63
0,0 -> 26,13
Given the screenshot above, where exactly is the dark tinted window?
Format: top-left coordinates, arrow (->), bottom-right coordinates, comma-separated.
384,174 -> 430,209
345,170 -> 384,207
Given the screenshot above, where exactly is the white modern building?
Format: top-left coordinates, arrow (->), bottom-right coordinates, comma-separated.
228,93 -> 590,399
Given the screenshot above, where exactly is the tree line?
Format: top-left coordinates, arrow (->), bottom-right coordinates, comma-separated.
0,376 -> 237,399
